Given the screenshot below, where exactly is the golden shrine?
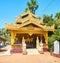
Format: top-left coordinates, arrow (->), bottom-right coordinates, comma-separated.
6,11 -> 54,51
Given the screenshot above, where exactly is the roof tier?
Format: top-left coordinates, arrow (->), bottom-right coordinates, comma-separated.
6,10 -> 54,32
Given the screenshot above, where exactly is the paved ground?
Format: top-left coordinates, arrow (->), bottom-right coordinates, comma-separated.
0,45 -> 60,63
0,52 -> 60,63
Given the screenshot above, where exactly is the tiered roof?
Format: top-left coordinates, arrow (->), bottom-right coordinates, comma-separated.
6,10 -> 54,31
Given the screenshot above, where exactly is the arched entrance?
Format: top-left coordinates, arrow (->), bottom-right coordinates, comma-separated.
15,33 -> 36,48
24,34 -> 41,49
15,33 -> 42,49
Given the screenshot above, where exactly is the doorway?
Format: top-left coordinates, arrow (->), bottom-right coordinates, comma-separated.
25,37 -> 36,48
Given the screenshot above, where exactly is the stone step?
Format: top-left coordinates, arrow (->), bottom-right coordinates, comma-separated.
10,49 -> 23,54
27,49 -> 39,55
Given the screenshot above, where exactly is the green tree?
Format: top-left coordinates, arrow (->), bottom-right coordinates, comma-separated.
0,28 -> 11,42
25,0 -> 38,14
48,29 -> 60,51
43,14 -> 54,26
54,19 -> 60,29
48,35 -> 55,51
54,29 -> 60,41
55,12 -> 60,19
0,28 -> 2,36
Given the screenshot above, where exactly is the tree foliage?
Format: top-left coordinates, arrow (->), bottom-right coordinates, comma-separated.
0,28 -> 10,42
47,12 -> 60,51
43,14 -> 54,26
55,12 -> 60,19
53,29 -> 60,41
25,0 -> 38,14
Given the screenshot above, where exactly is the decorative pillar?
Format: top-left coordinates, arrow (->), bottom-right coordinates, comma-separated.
38,35 -> 44,54
44,32 -> 48,48
22,37 -> 25,50
22,37 -> 25,45
22,37 -> 27,55
45,32 -> 48,48
36,37 -> 39,49
11,31 -> 16,45
45,32 -> 48,44
40,34 -> 43,52
40,42 -> 43,53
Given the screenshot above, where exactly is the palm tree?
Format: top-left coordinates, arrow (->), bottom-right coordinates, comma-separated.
25,0 -> 38,14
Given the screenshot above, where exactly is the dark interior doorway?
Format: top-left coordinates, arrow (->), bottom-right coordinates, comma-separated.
42,35 -> 45,43
25,37 -> 36,49
26,34 -> 40,49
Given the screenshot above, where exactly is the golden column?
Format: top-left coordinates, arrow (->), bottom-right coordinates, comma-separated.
44,32 -> 48,48
45,32 -> 48,44
11,31 -> 16,45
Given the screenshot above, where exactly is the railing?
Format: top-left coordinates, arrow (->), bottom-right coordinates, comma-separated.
12,44 -> 22,49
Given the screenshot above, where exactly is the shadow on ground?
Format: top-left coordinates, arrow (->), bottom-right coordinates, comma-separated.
0,49 -> 7,52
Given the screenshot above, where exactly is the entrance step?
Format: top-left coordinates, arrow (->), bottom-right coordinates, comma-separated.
10,49 -> 23,54
27,48 -> 39,55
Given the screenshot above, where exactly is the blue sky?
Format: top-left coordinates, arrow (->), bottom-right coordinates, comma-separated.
0,0 -> 60,28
